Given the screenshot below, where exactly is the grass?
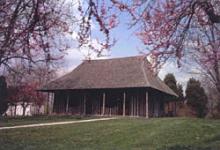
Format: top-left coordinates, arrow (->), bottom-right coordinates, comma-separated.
0,115 -> 98,127
0,117 -> 220,150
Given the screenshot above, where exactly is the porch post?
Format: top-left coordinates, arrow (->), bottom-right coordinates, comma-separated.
83,94 -> 86,115
145,91 -> 149,118
66,92 -> 69,113
174,102 -> 177,116
102,92 -> 106,116
46,92 -> 50,115
131,96 -> 133,116
136,95 -> 139,117
123,92 -> 126,116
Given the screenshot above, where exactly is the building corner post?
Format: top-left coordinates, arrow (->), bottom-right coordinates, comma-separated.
66,92 -> 69,113
83,94 -> 86,116
123,92 -> 126,116
102,92 -> 106,116
146,91 -> 149,119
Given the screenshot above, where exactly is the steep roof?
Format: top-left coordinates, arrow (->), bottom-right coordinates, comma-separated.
42,56 -> 177,96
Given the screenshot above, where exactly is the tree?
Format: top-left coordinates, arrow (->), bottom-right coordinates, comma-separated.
177,84 -> 184,101
19,83 -> 44,116
7,86 -> 20,116
74,0 -> 220,64
5,62 -> 57,88
205,86 -> 220,118
5,64 -> 50,116
164,73 -> 184,100
0,0 -> 121,74
186,78 -> 208,117
164,73 -> 179,116
164,73 -> 178,94
184,22 -> 220,101
0,76 -> 8,115
0,0 -> 73,73
7,82 -> 46,116
2,0 -> 220,73
201,76 -> 220,118
3,1 -> 219,73
75,0 -> 220,105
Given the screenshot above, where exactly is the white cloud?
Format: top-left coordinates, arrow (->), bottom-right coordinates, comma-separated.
57,39 -> 109,77
56,0 -> 109,77
158,61 -> 198,90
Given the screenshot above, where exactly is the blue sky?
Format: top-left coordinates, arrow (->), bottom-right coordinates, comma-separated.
61,7 -> 197,90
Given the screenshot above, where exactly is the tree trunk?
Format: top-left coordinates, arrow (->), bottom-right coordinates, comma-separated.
10,106 -> 13,116
22,106 -> 26,116
37,105 -> 41,114
22,102 -> 27,116
14,105 -> 17,116
216,83 -> 220,94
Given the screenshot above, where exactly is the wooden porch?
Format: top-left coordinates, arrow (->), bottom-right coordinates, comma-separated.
51,88 -> 169,118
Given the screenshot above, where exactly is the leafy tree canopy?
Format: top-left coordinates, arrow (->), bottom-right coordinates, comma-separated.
186,78 -> 208,117
164,73 -> 178,94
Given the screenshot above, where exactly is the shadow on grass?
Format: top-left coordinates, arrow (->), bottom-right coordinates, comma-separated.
158,145 -> 217,150
204,134 -> 220,143
158,137 -> 220,150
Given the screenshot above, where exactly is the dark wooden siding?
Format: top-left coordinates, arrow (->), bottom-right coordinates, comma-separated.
52,88 -> 167,117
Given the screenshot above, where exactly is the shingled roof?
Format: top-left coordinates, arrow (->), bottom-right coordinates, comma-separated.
42,56 -> 177,96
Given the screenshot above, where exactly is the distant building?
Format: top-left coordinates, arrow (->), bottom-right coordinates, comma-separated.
5,102 -> 45,116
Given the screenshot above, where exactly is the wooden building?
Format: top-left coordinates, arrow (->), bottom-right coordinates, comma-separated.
41,56 -> 177,118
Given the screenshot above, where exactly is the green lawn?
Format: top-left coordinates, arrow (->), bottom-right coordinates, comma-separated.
0,117 -> 220,150
0,115 -> 97,127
